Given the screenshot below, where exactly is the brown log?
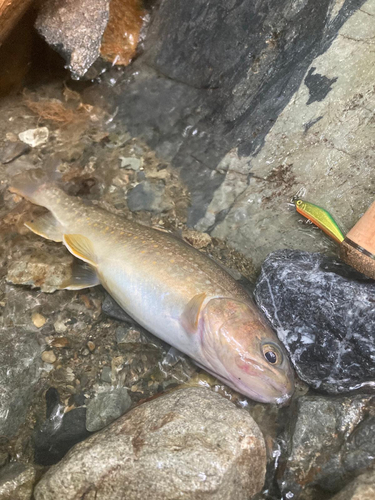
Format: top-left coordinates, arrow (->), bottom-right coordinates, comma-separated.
0,0 -> 34,46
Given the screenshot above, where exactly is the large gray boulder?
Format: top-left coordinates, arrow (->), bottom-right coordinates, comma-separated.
34,387 -> 266,500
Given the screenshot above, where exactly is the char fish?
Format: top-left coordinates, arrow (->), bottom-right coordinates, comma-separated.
9,169 -> 294,403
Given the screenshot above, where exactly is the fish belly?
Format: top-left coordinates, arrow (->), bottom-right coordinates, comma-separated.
97,260 -> 203,361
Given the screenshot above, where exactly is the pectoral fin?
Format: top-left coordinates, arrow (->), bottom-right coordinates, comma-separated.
63,234 -> 97,268
61,261 -> 100,290
181,293 -> 207,334
25,212 -> 63,242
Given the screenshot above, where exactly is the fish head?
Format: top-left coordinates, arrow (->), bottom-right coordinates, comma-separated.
200,297 -> 294,404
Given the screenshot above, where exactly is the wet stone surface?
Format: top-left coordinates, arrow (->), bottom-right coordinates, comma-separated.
278,394 -> 375,500
34,388 -> 267,500
0,462 -> 38,500
0,325 -> 42,437
330,470 -> 375,500
255,250 -> 375,394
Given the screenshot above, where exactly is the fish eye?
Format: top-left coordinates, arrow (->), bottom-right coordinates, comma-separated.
262,343 -> 282,365
295,199 -> 302,206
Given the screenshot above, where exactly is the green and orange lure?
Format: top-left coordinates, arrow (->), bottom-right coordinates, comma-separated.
292,198 -> 345,244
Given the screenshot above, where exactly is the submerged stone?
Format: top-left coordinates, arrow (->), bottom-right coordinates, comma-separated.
34,387 -> 266,500
0,327 -> 42,437
254,250 -> 375,393
127,180 -> 173,213
86,388 -> 132,432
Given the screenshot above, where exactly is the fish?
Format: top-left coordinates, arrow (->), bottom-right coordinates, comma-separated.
293,198 -> 345,244
9,168 -> 294,404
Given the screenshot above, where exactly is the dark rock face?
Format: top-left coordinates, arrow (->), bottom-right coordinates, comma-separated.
105,0 -> 366,225
279,394 -> 375,499
254,250 -> 375,393
34,388 -> 92,466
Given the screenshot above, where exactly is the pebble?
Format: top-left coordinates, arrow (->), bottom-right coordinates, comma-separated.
42,350 -> 57,364
87,341 -> 95,352
119,156 -> 142,170
32,312 -> 47,328
101,366 -> 112,384
18,127 -> 49,147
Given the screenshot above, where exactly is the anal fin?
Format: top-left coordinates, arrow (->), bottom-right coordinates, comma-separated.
63,234 -> 97,268
61,261 -> 100,290
25,212 -> 63,242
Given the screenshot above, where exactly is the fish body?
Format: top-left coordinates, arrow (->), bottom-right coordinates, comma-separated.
293,198 -> 345,244
9,169 -> 294,403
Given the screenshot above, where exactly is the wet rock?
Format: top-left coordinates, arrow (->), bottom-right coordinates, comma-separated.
116,325 -> 143,344
34,388 -> 266,500
41,350 -> 57,364
34,388 -> 92,466
18,127 -> 49,147
86,387 -> 132,432
254,250 -> 375,393
0,141 -> 30,164
331,470 -> 375,500
0,462 -> 37,500
106,0 -> 368,230
6,246 -> 74,293
100,0 -> 145,67
35,0 -> 110,79
119,156 -> 142,170
100,366 -> 112,383
279,394 -> 375,499
0,327 -> 42,437
127,180 -> 173,213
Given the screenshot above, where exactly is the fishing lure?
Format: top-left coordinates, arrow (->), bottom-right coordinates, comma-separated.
293,198 -> 345,244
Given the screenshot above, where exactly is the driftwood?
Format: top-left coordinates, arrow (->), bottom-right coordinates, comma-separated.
0,0 -> 34,46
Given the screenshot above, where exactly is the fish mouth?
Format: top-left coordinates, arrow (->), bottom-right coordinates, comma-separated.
198,359 -> 293,404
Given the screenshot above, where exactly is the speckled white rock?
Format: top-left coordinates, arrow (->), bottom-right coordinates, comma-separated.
34,387 -> 266,500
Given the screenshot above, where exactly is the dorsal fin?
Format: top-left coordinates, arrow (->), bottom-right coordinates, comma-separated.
181,293 -> 207,334
63,234 -> 97,268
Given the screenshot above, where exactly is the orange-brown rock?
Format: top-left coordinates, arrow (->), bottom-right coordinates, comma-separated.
100,0 -> 145,66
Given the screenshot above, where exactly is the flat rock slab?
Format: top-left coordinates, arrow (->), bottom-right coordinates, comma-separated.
34,387 -> 266,500
254,249 -> 375,393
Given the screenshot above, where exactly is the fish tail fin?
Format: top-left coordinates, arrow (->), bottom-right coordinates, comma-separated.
8,158 -> 62,207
